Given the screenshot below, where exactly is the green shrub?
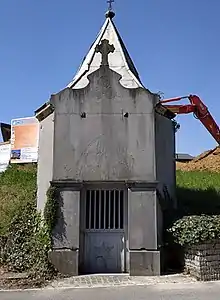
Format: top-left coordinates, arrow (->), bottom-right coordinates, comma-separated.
168,215 -> 220,246
3,200 -> 52,277
0,164 -> 55,280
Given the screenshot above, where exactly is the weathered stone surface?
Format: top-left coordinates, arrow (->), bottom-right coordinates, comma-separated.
155,112 -> 176,202
185,240 -> 220,281
50,273 -> 196,289
52,190 -> 80,250
128,189 -> 157,250
48,249 -> 79,276
0,236 -> 6,250
0,272 -> 28,280
52,68 -> 157,182
129,250 -> 160,276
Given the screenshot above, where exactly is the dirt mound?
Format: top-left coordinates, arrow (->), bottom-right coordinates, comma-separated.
176,146 -> 220,172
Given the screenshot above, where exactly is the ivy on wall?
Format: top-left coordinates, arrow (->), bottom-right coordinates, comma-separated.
44,186 -> 59,237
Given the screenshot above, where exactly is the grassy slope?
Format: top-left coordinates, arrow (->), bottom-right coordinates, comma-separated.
1,166 -> 219,223
1,167 -> 220,234
176,170 -> 220,190
0,164 -> 37,236
176,170 -> 220,215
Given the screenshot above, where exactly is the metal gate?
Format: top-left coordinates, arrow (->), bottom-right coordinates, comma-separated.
81,188 -> 127,274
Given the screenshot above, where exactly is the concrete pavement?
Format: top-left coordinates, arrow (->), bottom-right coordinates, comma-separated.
1,280 -> 220,300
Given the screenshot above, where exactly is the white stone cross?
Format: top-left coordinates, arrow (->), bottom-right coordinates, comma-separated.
95,39 -> 115,66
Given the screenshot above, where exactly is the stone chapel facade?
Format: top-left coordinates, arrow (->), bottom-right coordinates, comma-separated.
35,10 -> 176,276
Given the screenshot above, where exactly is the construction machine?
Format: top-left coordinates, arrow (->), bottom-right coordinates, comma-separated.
155,94 -> 220,145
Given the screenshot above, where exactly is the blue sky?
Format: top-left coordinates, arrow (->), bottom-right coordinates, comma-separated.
1,0 -> 219,155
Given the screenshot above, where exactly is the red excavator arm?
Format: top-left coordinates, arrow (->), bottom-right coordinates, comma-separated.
158,95 -> 220,145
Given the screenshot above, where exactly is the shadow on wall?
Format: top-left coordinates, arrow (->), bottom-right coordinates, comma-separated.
52,191 -> 67,246
162,185 -> 220,275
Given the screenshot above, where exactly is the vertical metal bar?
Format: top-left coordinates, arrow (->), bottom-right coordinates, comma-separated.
94,190 -> 96,229
108,190 -> 111,229
99,190 -> 101,229
113,190 -> 116,229
89,190 -> 92,229
85,190 -> 88,229
118,190 -> 121,229
104,190 -> 106,229
122,190 -> 124,229
120,190 -> 124,229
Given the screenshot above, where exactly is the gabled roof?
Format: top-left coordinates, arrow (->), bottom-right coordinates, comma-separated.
67,11 -> 143,89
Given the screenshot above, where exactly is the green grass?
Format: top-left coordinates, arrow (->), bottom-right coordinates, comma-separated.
1,167 -> 219,236
164,170 -> 220,232
1,167 -> 219,231
176,170 -> 220,216
0,164 -> 37,236
176,170 -> 220,190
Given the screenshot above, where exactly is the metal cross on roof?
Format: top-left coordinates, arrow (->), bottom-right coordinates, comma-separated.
107,0 -> 114,11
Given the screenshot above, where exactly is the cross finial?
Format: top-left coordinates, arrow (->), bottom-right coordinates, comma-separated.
95,39 -> 115,67
107,0 -> 114,11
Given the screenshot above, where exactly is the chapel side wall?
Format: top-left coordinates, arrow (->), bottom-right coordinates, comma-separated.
52,67 -> 157,183
154,113 -> 176,248
155,113 -> 176,200
37,113 -> 54,211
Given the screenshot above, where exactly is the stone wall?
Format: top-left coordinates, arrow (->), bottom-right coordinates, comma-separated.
51,67 -> 158,182
0,236 -> 7,264
185,240 -> 220,281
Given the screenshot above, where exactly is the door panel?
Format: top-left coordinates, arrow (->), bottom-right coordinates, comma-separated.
83,189 -> 127,274
84,231 -> 125,273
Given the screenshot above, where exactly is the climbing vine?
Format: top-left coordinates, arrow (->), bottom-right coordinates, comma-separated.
44,186 -> 59,236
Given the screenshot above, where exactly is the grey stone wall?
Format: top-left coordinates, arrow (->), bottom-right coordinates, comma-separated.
185,240 -> 220,281
128,186 -> 160,276
51,67 -> 157,182
155,113 -> 176,201
0,236 -> 6,264
37,113 -> 54,211
49,188 -> 80,276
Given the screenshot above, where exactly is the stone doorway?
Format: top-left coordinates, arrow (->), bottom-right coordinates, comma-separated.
80,185 -> 128,274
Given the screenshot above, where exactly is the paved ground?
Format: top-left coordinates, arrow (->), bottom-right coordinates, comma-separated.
50,274 -> 196,289
1,280 -> 220,300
